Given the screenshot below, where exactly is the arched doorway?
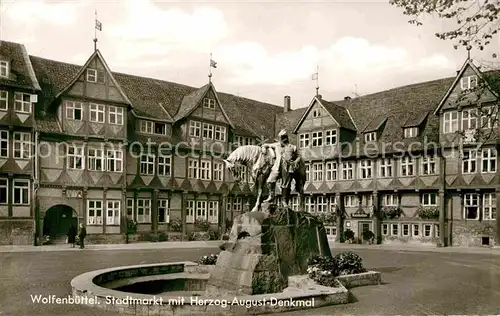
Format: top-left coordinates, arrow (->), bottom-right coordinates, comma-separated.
43,205 -> 78,238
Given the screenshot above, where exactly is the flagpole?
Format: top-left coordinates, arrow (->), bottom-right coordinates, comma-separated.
315,65 -> 319,96
93,9 -> 98,51
209,52 -> 213,82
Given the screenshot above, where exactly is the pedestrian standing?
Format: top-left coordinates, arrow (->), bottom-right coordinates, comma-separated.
67,224 -> 77,248
78,223 -> 87,249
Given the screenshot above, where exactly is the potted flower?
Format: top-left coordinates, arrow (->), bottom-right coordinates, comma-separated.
191,218 -> 212,241
381,206 -> 404,219
343,229 -> 355,243
362,230 -> 375,244
198,253 -> 219,265
315,212 -> 337,225
169,218 -> 182,232
416,206 -> 439,220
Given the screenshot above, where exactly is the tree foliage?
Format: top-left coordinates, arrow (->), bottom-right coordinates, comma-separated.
389,0 -> 500,49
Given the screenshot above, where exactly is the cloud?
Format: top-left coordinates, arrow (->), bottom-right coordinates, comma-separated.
5,0 -> 85,25
213,36 -> 457,96
417,54 -> 456,69
107,0 -> 228,65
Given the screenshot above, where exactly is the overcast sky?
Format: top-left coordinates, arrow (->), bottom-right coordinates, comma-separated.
2,0 -> 499,109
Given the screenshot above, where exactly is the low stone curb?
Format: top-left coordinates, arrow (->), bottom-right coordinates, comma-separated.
71,261 -> 382,315
0,241 -> 224,253
329,242 -> 500,255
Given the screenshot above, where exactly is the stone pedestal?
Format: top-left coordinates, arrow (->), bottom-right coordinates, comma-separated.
206,203 -> 331,296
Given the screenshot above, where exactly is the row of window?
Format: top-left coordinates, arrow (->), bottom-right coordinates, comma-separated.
463,193 -> 497,220
0,91 -> 36,113
67,147 -> 124,172
65,101 -> 124,125
234,136 -> 256,146
325,223 -> 438,239
124,197 -> 246,224
289,193 -> 438,211
0,179 -> 30,205
139,120 -> 168,136
382,223 -> 439,238
299,130 -> 337,148
0,131 -> 31,159
189,120 -> 226,141
305,156 -> 439,182
443,106 -> 497,134
304,149 -> 497,182
186,158 -> 225,181
138,155 -> 172,176
125,199 -> 170,224
87,200 -> 121,225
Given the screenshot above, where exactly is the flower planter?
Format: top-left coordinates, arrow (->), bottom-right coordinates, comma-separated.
191,231 -> 210,241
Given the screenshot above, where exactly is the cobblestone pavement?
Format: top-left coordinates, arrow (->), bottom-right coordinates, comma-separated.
1,247 -> 499,316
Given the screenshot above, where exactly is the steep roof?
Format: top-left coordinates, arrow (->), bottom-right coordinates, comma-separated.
275,107 -> 307,142
28,55 -> 282,139
175,84 -> 211,120
279,75 -> 461,156
319,99 -> 357,131
0,41 -> 40,91
291,96 -> 357,133
54,50 -> 132,105
362,115 -> 387,133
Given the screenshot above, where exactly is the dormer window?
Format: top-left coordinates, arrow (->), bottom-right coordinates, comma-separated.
312,108 -> 321,118
203,98 -> 216,109
140,120 -> 153,134
235,136 -> 254,146
0,61 -> 9,78
404,127 -> 418,138
364,132 -> 376,142
86,68 -> 97,82
460,75 -> 478,90
154,122 -> 167,135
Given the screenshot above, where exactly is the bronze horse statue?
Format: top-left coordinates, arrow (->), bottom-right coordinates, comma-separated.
223,145 -> 306,212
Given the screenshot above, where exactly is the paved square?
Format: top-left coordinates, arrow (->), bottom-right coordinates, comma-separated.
1,247 -> 499,315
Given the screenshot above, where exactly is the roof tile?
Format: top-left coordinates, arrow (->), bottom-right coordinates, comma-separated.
28,55 -> 282,140
0,41 -> 40,90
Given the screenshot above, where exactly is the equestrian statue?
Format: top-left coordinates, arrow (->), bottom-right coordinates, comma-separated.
223,129 -> 306,212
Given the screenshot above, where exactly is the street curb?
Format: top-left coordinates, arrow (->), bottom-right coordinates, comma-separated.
0,241 -> 225,253
329,242 -> 500,255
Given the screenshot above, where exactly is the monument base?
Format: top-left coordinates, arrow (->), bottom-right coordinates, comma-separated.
206,204 -> 331,296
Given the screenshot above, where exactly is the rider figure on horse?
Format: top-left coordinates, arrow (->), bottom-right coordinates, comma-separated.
261,129 -> 300,208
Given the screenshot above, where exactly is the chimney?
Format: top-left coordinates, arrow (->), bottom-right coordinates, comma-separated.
344,96 -> 351,101
317,94 -> 322,99
456,70 -> 460,75
284,95 -> 291,112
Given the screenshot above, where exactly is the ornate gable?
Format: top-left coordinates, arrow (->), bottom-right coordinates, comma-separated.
175,83 -> 234,127
292,96 -> 356,133
55,50 -> 131,105
434,59 -> 498,114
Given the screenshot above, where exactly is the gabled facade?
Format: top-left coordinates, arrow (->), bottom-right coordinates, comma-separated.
277,58 -> 500,247
1,40 -> 498,248
23,45 -> 282,246
34,50 -> 130,242
0,41 -> 40,245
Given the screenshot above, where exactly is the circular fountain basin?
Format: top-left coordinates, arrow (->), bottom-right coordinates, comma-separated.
71,261 -> 350,315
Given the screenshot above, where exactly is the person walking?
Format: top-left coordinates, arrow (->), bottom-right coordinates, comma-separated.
67,224 -> 77,248
78,223 -> 87,249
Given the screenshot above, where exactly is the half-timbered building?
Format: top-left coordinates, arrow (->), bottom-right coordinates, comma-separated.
28,48 -> 281,244
276,58 -> 500,247
0,40 -> 498,248
0,41 -> 40,245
